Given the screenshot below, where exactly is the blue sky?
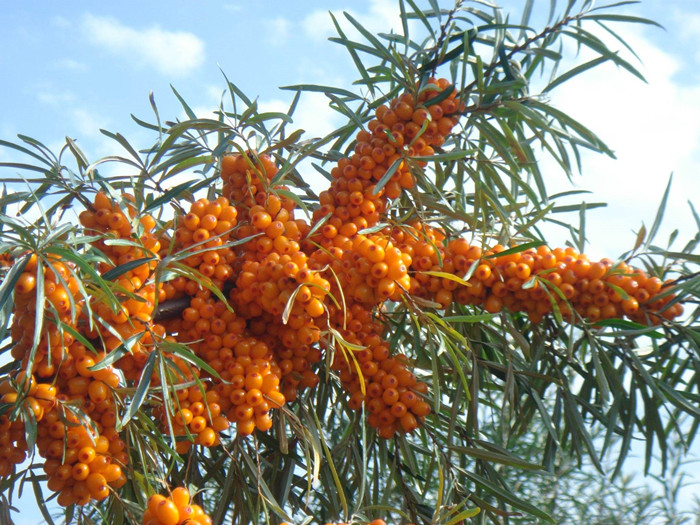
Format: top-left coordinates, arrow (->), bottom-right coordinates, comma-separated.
2,0 -> 699,258
2,1 -> 700,523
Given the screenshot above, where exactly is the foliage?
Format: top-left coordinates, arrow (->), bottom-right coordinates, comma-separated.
0,1 -> 698,525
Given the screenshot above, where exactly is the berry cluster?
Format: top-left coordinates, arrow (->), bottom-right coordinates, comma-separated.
170,196 -> 238,291
8,254 -> 127,506
80,192 -> 165,381
405,238 -> 684,325
0,75 -> 686,524
143,487 -> 212,525
330,317 -> 431,439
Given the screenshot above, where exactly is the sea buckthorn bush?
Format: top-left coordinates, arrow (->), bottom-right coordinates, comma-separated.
0,1 -> 698,524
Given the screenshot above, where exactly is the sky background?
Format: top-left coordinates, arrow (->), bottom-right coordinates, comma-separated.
1,0 -> 699,523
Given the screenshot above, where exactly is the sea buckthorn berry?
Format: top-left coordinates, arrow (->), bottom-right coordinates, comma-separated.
305,298 -> 325,318
86,473 -> 109,500
72,462 -> 90,481
251,211 -> 272,230
15,273 -> 37,294
155,499 -> 180,525
475,264 -> 492,281
198,427 -> 217,447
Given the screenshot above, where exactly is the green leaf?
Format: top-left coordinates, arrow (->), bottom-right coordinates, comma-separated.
644,173 -> 672,249
581,13 -> 664,29
563,26 -> 646,83
462,470 -> 555,522
343,11 -> 401,71
119,350 -> 157,429
442,313 -> 497,323
327,93 -> 366,130
0,138 -> 53,167
167,342 -> 221,379
0,255 -> 29,318
279,84 -> 361,101
544,55 -> 609,93
0,162 -> 49,174
171,85 -> 198,121
372,157 -> 403,195
562,388 -> 603,473
144,180 -> 200,213
448,445 -> 544,470
484,241 -> 545,259
594,318 -> 662,338
656,382 -> 700,418
445,507 -> 481,525
421,270 -> 471,287
101,257 -> 156,282
99,129 -> 144,167
31,476 -> 57,525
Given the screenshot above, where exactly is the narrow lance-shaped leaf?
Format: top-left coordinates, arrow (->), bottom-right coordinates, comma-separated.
119,350 -> 157,429
644,173 -> 672,249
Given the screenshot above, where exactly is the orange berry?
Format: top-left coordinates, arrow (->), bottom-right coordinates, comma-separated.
78,446 -> 96,464
256,413 -> 273,432
475,264 -> 492,281
251,211 -> 272,230
198,427 -> 217,447
189,416 -> 207,433
412,400 -> 431,417
200,214 -> 218,231
103,464 -> 122,483
72,462 -> 90,481
305,298 -> 325,318
15,273 -> 36,294
484,295 -> 502,314
645,277 -> 663,294
155,499 -> 180,525
621,297 -> 639,315
237,418 -> 256,436
245,388 -> 264,407
86,472 -> 109,500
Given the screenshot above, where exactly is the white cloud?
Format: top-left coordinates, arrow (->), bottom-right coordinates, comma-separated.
673,11 -> 700,66
186,84 -> 345,142
70,107 -> 109,139
532,25 -> 700,259
265,17 -> 292,46
176,85 -> 344,194
81,13 -> 205,77
52,58 -> 87,71
51,15 -> 70,28
303,10 -> 336,42
258,93 -> 347,193
302,0 -> 405,42
259,92 -> 344,140
37,90 -> 75,106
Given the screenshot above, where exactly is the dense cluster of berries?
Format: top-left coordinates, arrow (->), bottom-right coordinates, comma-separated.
302,79 -> 467,432
170,196 -> 238,291
222,153 -> 326,401
0,411 -> 27,477
0,75 -> 686,523
143,487 -> 212,525
11,255 -> 81,370
79,192 -> 165,380
402,236 -> 684,325
7,254 -> 127,505
330,316 -> 431,438
150,350 -> 222,452
316,77 -> 462,229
